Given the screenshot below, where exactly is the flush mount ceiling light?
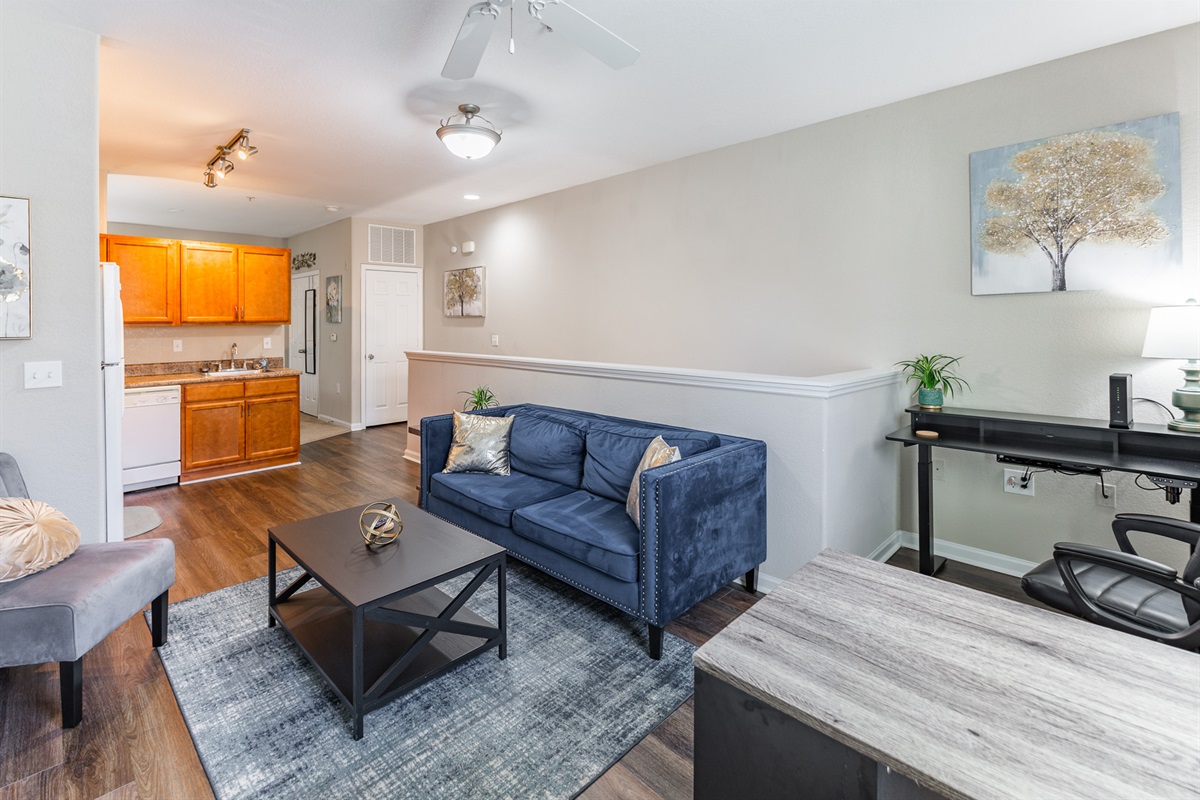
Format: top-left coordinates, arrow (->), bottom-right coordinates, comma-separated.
201,128 -> 258,187
437,104 -> 501,160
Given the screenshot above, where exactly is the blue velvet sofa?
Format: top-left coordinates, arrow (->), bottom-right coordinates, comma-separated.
419,403 -> 767,658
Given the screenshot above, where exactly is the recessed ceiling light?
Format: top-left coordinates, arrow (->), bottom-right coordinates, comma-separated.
325,205 -> 340,212
463,194 -> 480,200
168,208 -> 183,213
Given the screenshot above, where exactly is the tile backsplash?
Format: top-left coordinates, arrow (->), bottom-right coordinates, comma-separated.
125,324 -> 286,365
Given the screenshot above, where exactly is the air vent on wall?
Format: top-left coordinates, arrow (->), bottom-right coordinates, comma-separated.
368,225 -> 417,265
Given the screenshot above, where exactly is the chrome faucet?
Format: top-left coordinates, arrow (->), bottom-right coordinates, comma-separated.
230,342 -> 238,370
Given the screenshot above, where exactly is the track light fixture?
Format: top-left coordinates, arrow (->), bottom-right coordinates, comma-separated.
201,128 -> 258,187
437,104 -> 501,160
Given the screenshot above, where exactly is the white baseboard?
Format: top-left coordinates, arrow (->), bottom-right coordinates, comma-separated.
885,530 -> 1038,578
756,571 -> 783,594
317,414 -> 364,431
403,448 -> 420,464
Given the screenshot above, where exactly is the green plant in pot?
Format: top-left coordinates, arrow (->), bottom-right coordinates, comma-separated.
895,354 -> 970,410
459,385 -> 498,412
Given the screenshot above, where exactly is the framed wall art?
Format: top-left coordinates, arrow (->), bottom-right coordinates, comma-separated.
325,275 -> 342,323
970,113 -> 1182,296
444,266 -> 485,318
0,195 -> 31,339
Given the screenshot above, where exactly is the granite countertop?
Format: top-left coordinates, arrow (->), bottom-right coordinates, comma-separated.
125,359 -> 300,389
125,369 -> 302,389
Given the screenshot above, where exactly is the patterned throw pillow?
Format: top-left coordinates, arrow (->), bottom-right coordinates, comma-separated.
443,411 -> 515,476
0,498 -> 81,582
625,436 -> 680,529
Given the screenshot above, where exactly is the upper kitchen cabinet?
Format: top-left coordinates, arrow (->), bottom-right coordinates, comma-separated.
239,247 -> 291,323
103,235 -> 180,325
180,240 -> 240,323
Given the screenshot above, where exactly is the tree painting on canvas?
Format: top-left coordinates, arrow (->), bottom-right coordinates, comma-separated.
444,267 -> 484,317
970,114 -> 1181,296
0,196 -> 31,339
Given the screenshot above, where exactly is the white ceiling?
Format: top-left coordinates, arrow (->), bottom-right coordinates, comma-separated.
21,0 -> 1200,238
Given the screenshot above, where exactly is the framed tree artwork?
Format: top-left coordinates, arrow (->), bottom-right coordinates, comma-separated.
0,195 -> 31,339
444,266 -> 484,318
970,113 -> 1182,296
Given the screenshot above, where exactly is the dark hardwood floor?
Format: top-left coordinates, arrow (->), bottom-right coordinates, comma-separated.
0,424 -> 1027,799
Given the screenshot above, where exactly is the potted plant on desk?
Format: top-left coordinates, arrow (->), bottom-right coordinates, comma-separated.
895,354 -> 970,410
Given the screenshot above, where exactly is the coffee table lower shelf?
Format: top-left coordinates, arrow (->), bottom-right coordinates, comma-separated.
269,581 -> 503,739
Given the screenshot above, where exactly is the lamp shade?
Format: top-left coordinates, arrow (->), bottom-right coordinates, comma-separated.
437,124 -> 500,159
1142,300 -> 1200,360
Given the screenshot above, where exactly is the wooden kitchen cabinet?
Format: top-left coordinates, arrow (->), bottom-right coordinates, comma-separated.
104,234 -> 290,325
180,241 -> 240,323
182,376 -> 299,482
103,235 -> 180,325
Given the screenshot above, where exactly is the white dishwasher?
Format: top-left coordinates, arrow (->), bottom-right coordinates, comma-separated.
122,385 -> 182,492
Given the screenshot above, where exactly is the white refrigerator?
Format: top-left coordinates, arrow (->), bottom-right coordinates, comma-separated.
101,262 -> 125,541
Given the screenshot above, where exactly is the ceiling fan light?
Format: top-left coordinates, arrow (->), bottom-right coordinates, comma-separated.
437,124 -> 500,159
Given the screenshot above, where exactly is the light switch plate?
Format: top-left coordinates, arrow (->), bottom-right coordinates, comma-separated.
491,334 -> 499,347
24,361 -> 63,389
172,339 -> 183,352
330,333 -> 337,342
263,336 -> 272,350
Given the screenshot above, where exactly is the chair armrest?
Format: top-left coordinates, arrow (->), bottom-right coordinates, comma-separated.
1111,513 -> 1200,555
1054,542 -> 1177,581
1052,542 -> 1200,649
639,440 -> 767,626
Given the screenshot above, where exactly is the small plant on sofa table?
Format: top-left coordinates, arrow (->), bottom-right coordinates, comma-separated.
460,385 -> 498,412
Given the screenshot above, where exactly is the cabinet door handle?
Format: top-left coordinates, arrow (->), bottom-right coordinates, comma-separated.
233,304 -> 238,320
240,306 -> 245,319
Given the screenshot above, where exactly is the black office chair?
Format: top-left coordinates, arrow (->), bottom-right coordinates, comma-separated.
1021,513 -> 1200,651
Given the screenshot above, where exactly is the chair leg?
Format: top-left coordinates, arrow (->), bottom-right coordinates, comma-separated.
151,589 -> 169,647
648,623 -> 664,660
59,658 -> 82,728
743,567 -> 759,594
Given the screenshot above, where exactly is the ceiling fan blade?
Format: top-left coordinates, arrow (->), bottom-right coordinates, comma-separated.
442,2 -> 502,80
534,0 -> 639,70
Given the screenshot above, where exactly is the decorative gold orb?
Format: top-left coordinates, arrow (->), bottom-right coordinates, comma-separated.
359,502 -> 402,546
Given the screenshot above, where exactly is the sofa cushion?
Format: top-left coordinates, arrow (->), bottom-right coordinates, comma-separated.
512,491 -> 640,583
429,470 -> 574,528
507,411 -> 587,488
626,436 -> 681,529
581,425 -> 720,503
443,411 -> 513,476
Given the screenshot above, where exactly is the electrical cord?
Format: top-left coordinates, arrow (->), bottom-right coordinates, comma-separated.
1134,397 -> 1177,420
1135,473 -> 1168,495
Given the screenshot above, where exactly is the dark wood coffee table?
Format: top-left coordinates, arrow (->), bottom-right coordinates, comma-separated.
267,497 -> 507,739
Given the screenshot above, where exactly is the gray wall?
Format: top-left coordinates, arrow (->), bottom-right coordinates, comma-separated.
423,26 -> 1200,567
0,8 -> 104,539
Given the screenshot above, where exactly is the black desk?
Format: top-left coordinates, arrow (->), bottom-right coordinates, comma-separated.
886,406 -> 1200,575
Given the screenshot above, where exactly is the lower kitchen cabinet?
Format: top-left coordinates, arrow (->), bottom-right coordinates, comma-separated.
182,376 -> 299,481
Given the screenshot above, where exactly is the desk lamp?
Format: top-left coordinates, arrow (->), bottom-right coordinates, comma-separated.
1142,298 -> 1200,432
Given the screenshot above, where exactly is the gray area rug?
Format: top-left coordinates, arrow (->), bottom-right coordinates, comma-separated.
152,564 -> 695,799
123,506 -> 162,537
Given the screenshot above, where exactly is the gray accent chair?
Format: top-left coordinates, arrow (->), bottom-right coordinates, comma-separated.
0,452 -> 175,727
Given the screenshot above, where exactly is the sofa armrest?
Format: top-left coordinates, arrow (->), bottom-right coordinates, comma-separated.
419,413 -> 455,509
638,439 -> 767,626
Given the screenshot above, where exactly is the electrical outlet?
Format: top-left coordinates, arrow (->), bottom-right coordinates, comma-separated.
491,334 -> 499,347
263,337 -> 272,350
172,339 -> 183,352
336,383 -> 341,394
933,459 -> 945,482
330,333 -> 337,342
1003,468 -> 1035,496
1095,481 -> 1115,507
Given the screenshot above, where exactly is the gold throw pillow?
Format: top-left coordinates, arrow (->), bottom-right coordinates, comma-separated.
443,411 -> 514,476
0,498 -> 81,582
626,436 -> 680,529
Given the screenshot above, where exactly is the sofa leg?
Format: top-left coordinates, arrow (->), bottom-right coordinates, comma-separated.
60,658 -> 83,728
151,589 -> 169,647
648,624 -> 664,660
743,567 -> 759,594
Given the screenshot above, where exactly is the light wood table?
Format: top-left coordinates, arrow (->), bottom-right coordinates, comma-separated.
693,549 -> 1200,800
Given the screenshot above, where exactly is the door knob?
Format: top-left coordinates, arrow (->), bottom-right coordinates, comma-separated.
298,348 -> 306,354
366,354 -> 375,360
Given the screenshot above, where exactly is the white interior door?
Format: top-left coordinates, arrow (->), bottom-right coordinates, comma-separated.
288,271 -> 318,416
361,266 -> 421,427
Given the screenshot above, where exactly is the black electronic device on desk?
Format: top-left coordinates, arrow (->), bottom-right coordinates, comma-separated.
886,405 -> 1200,576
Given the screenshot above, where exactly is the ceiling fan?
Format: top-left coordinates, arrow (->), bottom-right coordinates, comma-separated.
442,0 -> 639,80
